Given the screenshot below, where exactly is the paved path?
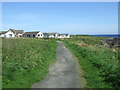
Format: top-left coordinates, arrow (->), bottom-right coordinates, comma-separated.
32,41 -> 85,88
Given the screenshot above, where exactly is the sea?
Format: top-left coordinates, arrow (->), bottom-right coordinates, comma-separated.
91,34 -> 120,37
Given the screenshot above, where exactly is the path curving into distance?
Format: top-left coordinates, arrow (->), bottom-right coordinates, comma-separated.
32,41 -> 86,88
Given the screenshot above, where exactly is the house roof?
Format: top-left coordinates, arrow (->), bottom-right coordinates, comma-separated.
42,32 -> 57,35
47,33 -> 57,35
23,31 -> 39,35
58,33 -> 69,36
10,29 -> 24,34
43,33 -> 69,36
43,33 -> 49,35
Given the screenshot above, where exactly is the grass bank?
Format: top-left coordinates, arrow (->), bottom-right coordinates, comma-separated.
63,36 -> 119,88
2,38 -> 57,88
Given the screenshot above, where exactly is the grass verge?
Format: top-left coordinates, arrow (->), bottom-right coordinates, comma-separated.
2,38 -> 57,88
63,36 -> 119,88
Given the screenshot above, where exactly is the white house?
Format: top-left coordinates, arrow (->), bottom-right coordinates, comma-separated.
48,33 -> 58,38
43,33 -> 49,38
0,30 -> 15,38
11,29 -> 24,37
0,29 -> 70,39
37,32 -> 44,38
0,29 -> 24,38
58,34 -> 70,38
23,31 -> 43,38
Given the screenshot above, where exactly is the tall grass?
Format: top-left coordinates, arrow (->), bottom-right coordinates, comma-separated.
2,38 -> 57,88
63,36 -> 119,88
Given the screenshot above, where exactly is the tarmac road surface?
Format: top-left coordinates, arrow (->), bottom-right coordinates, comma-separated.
32,41 -> 85,88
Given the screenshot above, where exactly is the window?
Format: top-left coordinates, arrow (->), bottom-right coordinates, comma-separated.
41,34 -> 42,36
38,34 -> 40,36
9,34 -> 12,37
33,35 -> 35,37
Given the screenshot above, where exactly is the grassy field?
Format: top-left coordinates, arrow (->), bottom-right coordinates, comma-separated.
63,35 -> 119,88
2,38 -> 57,88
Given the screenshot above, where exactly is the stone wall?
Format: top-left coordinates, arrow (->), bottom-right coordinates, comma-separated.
102,37 -> 120,48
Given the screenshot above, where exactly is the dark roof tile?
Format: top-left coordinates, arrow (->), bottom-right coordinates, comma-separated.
23,32 -> 39,35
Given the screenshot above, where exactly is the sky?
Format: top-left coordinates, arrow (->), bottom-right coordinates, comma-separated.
2,2 -> 118,35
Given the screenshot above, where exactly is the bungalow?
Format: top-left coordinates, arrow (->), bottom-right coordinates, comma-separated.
10,29 -> 24,37
42,33 -> 58,38
0,29 -> 24,38
58,34 -> 70,38
43,33 -> 49,38
0,29 -> 70,39
23,31 -> 43,38
48,33 -> 58,38
0,29 -> 15,38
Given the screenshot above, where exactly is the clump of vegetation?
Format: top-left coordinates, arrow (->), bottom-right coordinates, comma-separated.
2,38 -> 57,88
69,35 -> 107,45
64,36 -> 119,88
